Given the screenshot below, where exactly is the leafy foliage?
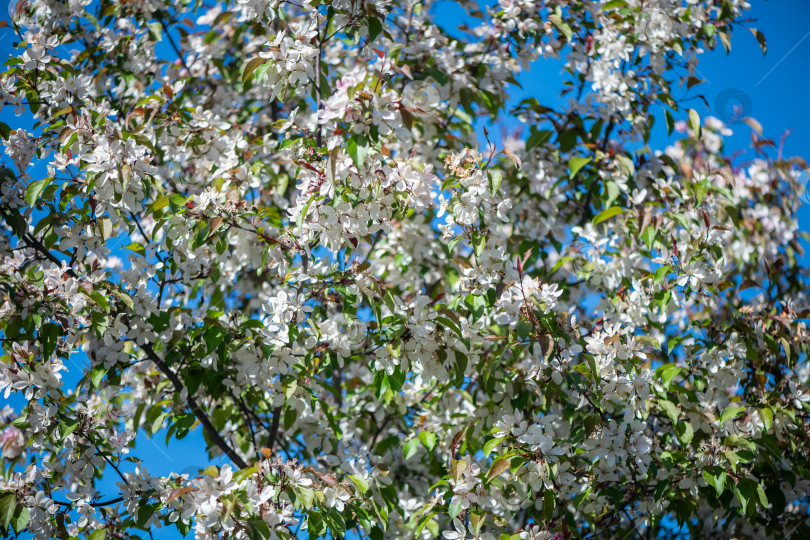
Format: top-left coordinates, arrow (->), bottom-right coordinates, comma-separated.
0,0 -> 809,539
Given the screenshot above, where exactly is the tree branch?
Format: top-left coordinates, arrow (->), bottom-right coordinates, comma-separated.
55,496 -> 125,508
265,405 -> 283,453
0,205 -> 77,278
2,202 -> 249,470
142,343 -> 249,469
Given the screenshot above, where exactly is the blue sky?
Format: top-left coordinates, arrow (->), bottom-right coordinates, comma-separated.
2,0 -> 810,537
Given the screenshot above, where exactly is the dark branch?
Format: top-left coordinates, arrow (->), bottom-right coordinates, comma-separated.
55,496 -> 125,508
265,405 -> 283,452
141,343 -> 249,469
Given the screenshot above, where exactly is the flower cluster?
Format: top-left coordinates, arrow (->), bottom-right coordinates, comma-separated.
0,1 -> 808,539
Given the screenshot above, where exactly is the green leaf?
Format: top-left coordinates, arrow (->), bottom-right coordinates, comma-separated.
91,365 -> 107,388
758,407 -> 773,431
469,510 -> 485,534
487,457 -> 510,482
283,377 -> 298,400
403,438 -> 418,460
436,317 -> 464,344
369,525 -> 385,540
543,489 -> 555,522
448,498 -> 463,518
465,294 -> 486,322
242,57 -> 268,85
719,404 -> 745,424
592,206 -> 624,225
10,505 -> 29,533
368,16 -> 383,42
0,492 -> 16,530
382,290 -> 396,315
655,364 -> 681,386
247,517 -> 272,540
87,289 -> 110,312
731,484 -> 748,514
373,370 -> 389,401
756,483 -> 769,507
604,180 -> 621,208
347,135 -> 369,167
688,108 -> 701,138
659,399 -> 679,425
151,195 -> 170,212
122,132 -> 155,153
233,467 -> 257,485
749,27 -> 767,54
665,109 -> 675,136
89,529 -> 107,540
615,154 -> 635,176
151,413 -> 165,434
693,180 -> 709,206
450,458 -> 467,482
557,129 -> 577,152
472,231 -> 486,258
654,265 -> 671,284
584,415 -> 601,435
568,156 -> 591,179
204,326 -> 227,354
427,68 -> 449,86
98,217 -> 113,241
276,137 -> 296,152
548,13 -> 573,41
483,436 -> 505,458
489,170 -> 503,196
111,290 -> 134,310
40,322 -> 61,359
676,421 -> 694,444
419,431 -> 437,451
146,21 -> 162,41
702,468 -> 726,497
296,195 -> 317,229
718,31 -> 732,53
349,474 -> 370,493
388,367 -> 406,393
169,194 -> 188,210
124,242 -> 146,255
515,321 -> 533,340
641,225 -> 657,251
526,130 -> 552,152
25,179 -> 52,207
732,478 -> 760,514
780,337 -> 791,364
636,335 -> 661,350
415,512 -> 439,536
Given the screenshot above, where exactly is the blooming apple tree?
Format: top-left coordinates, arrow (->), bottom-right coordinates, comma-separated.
1,0 -> 810,538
